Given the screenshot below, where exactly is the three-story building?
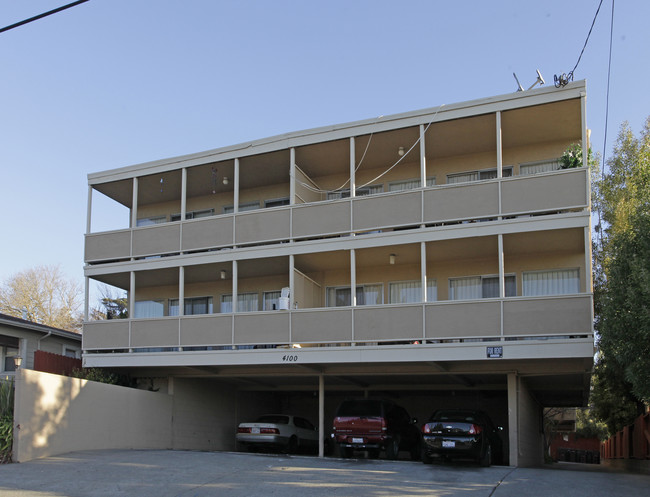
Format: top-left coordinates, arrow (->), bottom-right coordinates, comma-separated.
83,81 -> 594,465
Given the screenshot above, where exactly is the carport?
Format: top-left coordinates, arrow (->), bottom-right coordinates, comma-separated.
123,351 -> 592,467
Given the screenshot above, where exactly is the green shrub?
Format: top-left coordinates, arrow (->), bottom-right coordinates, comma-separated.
0,379 -> 14,464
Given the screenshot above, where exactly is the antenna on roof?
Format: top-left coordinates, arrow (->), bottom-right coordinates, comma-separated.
513,70 -> 545,92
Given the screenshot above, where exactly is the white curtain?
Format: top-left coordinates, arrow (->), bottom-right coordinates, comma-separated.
327,285 -> 383,306
390,281 -> 421,303
263,291 -> 281,310
220,293 -> 259,313
389,179 -> 421,192
447,172 -> 479,184
170,297 -> 213,316
520,160 -> 560,176
134,300 -> 164,318
427,279 -> 438,302
449,277 -> 482,300
523,269 -> 579,296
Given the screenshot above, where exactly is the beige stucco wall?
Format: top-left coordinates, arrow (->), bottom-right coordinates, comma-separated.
516,376 -> 544,467
13,369 -> 173,462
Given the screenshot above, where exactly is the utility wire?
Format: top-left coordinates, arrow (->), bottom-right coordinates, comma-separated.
0,0 -> 90,34
554,0 -> 605,87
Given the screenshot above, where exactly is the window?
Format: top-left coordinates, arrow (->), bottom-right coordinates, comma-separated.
63,347 -> 80,359
388,177 -> 436,192
389,280 -> 438,303
519,159 -> 561,176
220,293 -> 259,313
223,201 -> 260,214
264,197 -> 290,209
327,185 -> 384,200
2,346 -> 19,372
169,296 -> 213,316
170,209 -> 215,222
447,167 -> 513,184
136,215 -> 167,227
134,300 -> 165,318
263,291 -> 281,310
326,284 -> 383,307
449,275 -> 516,300
523,269 -> 580,296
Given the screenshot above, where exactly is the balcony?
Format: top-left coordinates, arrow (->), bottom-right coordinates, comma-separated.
85,168 -> 589,263
83,294 -> 593,356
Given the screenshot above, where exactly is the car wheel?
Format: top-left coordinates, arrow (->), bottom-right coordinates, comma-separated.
479,443 -> 492,467
421,446 -> 433,464
385,437 -> 399,460
286,436 -> 298,454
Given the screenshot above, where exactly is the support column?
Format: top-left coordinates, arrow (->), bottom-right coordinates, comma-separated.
232,260 -> 238,313
181,167 -> 187,220
498,234 -> 505,298
507,372 -> 519,467
350,249 -> 356,306
581,91 -> 588,168
131,177 -> 138,229
496,111 -> 503,177
420,241 -> 427,302
290,148 -> 296,205
234,158 -> 240,213
420,124 -> 427,187
318,374 -> 325,458
129,271 -> 136,320
349,137 -> 356,197
179,266 -> 185,316
289,254 -> 295,308
84,277 -> 90,321
86,185 -> 93,234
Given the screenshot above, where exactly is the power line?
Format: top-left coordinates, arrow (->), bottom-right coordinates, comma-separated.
0,0 -> 90,34
554,0 -> 605,87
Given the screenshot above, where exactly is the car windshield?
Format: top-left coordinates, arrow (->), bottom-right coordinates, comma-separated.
336,400 -> 384,417
256,415 -> 289,424
431,411 -> 479,423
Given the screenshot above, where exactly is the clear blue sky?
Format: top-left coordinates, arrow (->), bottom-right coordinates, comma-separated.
0,0 -> 647,300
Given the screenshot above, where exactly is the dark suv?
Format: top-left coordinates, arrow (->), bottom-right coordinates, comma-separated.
332,399 -> 421,460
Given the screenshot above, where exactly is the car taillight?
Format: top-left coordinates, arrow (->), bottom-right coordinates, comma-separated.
422,423 -> 431,434
237,427 -> 251,434
381,418 -> 387,431
468,424 -> 482,435
260,428 -> 279,434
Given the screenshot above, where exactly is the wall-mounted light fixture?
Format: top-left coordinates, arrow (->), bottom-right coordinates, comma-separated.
220,270 -> 227,280
397,147 -> 405,156
389,254 -> 396,265
222,177 -> 229,185
13,356 -> 22,370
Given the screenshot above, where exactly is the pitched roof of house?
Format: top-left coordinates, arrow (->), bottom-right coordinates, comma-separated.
0,312 -> 81,342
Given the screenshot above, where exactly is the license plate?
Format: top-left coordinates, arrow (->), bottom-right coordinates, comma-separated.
442,440 -> 455,448
251,427 -> 260,434
352,438 -> 364,444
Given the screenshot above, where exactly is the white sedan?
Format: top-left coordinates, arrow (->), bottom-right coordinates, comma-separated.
236,414 -> 319,453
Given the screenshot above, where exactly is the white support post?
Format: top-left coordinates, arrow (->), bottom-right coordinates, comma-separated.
232,260 -> 238,313
349,137 -> 356,197
496,111 -> 503,178
420,241 -> 427,303
420,124 -> 427,188
129,271 -> 136,321
581,92 -> 588,168
289,254 -> 295,308
290,148 -> 296,206
131,177 -> 139,229
350,249 -> 356,307
498,234 -> 505,298
84,277 -> 90,322
86,185 -> 93,234
234,158 -> 240,214
179,266 -> 185,317
181,167 -> 187,221
318,374 -> 325,458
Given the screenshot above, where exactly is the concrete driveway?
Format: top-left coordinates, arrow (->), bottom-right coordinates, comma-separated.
0,450 -> 648,497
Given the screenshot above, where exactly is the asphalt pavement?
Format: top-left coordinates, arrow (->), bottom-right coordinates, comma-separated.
0,449 -> 648,497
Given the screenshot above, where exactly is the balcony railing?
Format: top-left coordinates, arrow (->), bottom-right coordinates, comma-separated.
85,168 -> 589,263
83,294 -> 593,352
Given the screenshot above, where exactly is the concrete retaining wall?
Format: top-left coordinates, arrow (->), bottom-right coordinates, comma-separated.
13,369 -> 173,462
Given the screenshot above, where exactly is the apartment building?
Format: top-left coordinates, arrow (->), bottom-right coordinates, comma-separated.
83,81 -> 594,466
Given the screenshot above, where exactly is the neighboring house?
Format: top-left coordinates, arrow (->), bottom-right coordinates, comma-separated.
82,81 -> 594,466
0,313 -> 82,376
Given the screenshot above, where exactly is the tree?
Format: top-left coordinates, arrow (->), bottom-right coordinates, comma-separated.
0,265 -> 83,332
90,284 -> 128,320
591,117 -> 650,429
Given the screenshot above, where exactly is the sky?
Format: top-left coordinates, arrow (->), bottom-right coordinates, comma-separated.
0,0 -> 647,303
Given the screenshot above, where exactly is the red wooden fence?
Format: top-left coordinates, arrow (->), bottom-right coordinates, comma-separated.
33,350 -> 82,377
601,411 -> 650,460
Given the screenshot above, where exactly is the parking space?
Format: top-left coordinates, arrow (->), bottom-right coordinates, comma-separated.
1,449 -> 648,497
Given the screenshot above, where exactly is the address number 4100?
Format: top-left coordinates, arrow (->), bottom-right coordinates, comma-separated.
282,355 -> 298,362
